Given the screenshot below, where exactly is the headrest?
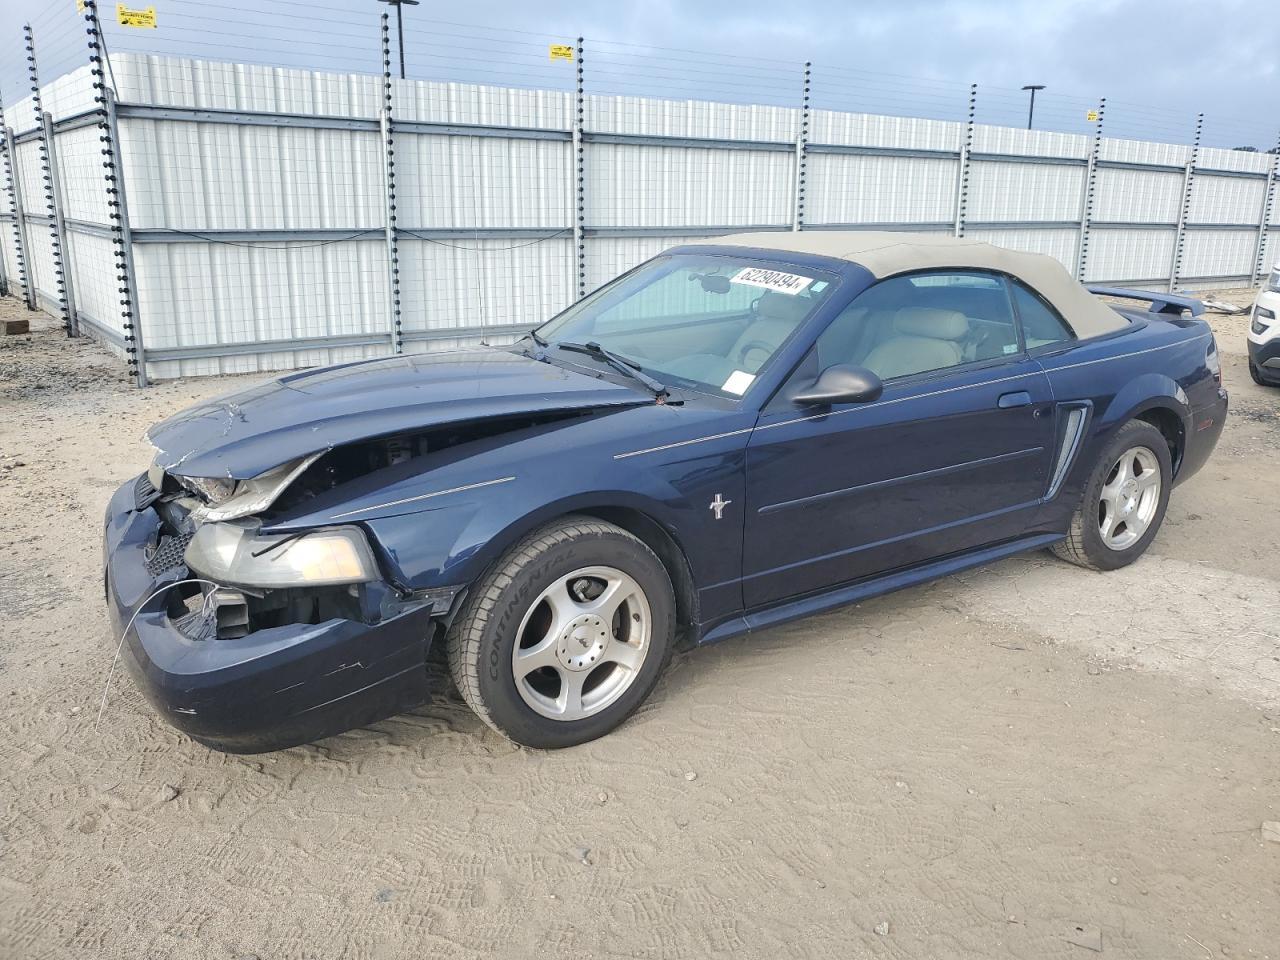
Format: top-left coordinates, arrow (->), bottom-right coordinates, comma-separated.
893,307 -> 968,340
756,290 -> 813,325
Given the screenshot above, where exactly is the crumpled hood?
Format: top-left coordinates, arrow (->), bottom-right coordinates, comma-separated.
148,348 -> 647,479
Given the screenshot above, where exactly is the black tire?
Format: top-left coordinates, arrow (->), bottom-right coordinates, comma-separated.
1050,419 -> 1173,571
445,516 -> 676,748
1249,359 -> 1267,386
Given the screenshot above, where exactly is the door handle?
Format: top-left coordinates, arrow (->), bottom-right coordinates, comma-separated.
997,390 -> 1032,409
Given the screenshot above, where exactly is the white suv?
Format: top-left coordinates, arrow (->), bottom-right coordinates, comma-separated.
1248,263 -> 1280,386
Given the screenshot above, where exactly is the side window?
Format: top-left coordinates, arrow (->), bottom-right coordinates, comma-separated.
1010,280 -> 1075,349
813,271 -> 1020,382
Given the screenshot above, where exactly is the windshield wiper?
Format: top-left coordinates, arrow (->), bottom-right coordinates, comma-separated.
556,341 -> 668,398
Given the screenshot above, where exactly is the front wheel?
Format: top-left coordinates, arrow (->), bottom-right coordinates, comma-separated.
1051,419 -> 1172,571
446,517 -> 675,748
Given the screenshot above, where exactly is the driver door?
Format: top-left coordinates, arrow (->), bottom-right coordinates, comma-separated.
741,271 -> 1056,608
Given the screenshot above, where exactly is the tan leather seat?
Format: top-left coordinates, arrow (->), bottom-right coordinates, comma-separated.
728,291 -> 812,372
862,307 -> 969,379
662,289 -> 813,384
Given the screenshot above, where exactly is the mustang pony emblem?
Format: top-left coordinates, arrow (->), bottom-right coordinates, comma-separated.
709,494 -> 731,520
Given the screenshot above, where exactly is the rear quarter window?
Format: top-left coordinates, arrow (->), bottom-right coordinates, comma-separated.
1011,281 -> 1075,350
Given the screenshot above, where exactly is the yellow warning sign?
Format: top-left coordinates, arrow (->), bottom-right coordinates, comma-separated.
116,3 -> 156,27
549,44 -> 574,62
1086,110 -> 1099,122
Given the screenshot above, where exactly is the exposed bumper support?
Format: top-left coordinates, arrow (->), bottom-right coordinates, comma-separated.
102,478 -> 436,753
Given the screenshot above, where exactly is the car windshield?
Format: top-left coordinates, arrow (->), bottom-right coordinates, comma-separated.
534,254 -> 837,397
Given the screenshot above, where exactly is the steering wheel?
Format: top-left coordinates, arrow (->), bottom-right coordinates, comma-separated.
736,338 -> 775,372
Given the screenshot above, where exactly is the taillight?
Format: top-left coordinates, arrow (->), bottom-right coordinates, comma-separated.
1206,337 -> 1221,384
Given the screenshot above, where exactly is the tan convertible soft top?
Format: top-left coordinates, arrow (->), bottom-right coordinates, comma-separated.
689,231 -> 1127,339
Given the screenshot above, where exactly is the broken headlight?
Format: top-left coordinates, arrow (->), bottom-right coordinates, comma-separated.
184,521 -> 378,588
177,474 -> 237,504
176,453 -> 322,523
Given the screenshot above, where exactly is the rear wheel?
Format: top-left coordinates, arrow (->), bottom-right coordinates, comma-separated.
1051,420 -> 1172,571
446,517 -> 675,748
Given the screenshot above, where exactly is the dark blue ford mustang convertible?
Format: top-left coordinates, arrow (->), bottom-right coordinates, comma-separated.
103,232 -> 1228,752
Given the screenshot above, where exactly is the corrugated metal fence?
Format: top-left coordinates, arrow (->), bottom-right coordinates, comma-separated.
2,30 -> 1278,383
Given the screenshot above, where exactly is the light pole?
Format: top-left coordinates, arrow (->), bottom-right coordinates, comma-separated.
1021,84 -> 1045,130
378,0 -> 420,80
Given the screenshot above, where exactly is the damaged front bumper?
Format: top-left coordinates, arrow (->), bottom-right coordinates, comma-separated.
102,475 -> 439,753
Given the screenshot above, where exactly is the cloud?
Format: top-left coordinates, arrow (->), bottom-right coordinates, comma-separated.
4,0 -> 1272,147
536,0 -> 1273,144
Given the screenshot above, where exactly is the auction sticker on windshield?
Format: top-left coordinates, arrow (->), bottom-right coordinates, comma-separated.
730,267 -> 812,295
721,370 -> 756,395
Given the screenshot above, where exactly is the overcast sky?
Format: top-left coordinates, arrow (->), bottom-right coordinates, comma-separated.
0,0 -> 1274,147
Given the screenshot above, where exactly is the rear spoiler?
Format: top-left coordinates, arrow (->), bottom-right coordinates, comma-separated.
1086,285 -> 1205,317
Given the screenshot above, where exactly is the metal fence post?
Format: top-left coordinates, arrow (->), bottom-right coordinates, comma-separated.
1,78 -> 34,310
1076,98 -> 1106,281
1169,112 -> 1203,293
0,102 -> 7,295
953,83 -> 976,237
0,194 -> 7,296
379,13 -> 403,354
2,122 -> 35,310
86,0 -> 147,386
102,89 -> 146,386
793,62 -> 810,232
573,36 -> 586,300
1252,131 -> 1279,286
26,23 -> 77,336
42,112 -> 79,336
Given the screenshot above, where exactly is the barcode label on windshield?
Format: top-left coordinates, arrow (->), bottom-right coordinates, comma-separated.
722,370 -> 756,395
730,267 -> 812,295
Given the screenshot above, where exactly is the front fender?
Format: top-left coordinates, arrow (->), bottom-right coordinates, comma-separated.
348,422 -> 752,629
363,485 -> 694,592
254,396 -> 754,629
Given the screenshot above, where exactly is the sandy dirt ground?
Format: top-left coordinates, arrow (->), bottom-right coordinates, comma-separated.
1,292 -> 1278,960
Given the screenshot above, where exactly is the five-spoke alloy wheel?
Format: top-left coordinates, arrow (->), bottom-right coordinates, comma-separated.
1096,445 -> 1162,551
1052,419 -> 1173,571
446,517 -> 675,748
512,566 -> 652,721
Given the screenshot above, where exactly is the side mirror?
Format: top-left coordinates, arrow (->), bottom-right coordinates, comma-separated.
792,364 -> 884,407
